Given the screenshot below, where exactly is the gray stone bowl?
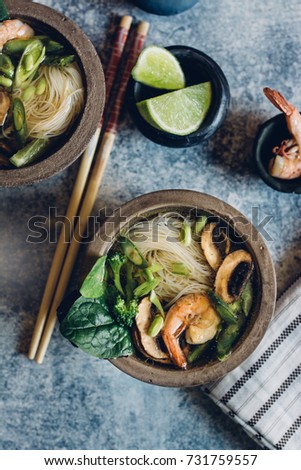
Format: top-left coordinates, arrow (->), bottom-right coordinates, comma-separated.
84,190 -> 276,387
0,1 -> 105,187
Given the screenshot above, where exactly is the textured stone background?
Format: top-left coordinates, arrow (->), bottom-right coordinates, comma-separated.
1,0 -> 300,450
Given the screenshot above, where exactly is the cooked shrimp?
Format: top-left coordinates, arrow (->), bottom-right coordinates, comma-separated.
263,87 -> 301,179
162,293 -> 220,369
0,19 -> 34,49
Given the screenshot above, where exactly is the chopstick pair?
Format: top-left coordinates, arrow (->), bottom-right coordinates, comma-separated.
28,16 -> 150,364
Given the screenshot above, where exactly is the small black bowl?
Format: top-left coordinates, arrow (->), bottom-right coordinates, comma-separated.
127,46 -> 230,148
254,113 -> 301,194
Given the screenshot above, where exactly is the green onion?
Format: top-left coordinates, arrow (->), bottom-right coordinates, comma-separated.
147,314 -> 164,337
195,216 -> 208,235
181,222 -> 192,246
149,290 -> 165,317
171,262 -> 190,277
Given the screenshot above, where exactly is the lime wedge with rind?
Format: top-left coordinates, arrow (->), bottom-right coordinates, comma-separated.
132,45 -> 185,90
136,82 -> 212,136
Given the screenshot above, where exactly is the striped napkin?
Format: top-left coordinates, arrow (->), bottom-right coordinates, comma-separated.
204,277 -> 301,450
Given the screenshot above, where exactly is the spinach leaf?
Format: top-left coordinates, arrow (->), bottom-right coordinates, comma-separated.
59,296 -> 133,358
80,255 -> 107,298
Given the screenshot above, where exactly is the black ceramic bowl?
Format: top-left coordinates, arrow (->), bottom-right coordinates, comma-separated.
254,113 -> 301,194
127,46 -> 230,148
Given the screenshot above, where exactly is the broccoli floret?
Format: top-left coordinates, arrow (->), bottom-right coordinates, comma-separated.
113,295 -> 139,327
109,252 -> 126,295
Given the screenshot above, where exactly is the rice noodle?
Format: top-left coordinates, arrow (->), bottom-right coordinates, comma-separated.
126,213 -> 213,307
13,63 -> 84,139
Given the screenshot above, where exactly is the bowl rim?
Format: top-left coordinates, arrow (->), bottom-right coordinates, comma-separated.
253,113 -> 301,194
84,189 -> 277,387
0,0 -> 105,187
127,45 -> 230,148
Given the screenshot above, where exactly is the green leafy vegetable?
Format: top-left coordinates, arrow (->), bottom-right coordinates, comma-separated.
113,295 -> 139,327
59,296 -> 133,359
0,0 -> 9,22
80,255 -> 107,298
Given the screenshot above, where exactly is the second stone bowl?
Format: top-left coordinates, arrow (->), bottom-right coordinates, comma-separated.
0,0 -> 105,187
127,46 -> 230,148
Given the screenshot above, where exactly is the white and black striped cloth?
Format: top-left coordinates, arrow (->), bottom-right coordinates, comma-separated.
204,277 -> 301,450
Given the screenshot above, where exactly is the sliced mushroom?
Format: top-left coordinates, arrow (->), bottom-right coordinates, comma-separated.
0,91 -> 10,126
214,249 -> 253,303
134,297 -> 170,363
201,222 -> 231,270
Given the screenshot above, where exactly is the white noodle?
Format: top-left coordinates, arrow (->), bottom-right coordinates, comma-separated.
126,214 -> 213,307
13,63 -> 84,139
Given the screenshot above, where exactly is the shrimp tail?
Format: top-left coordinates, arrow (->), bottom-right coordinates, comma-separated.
162,331 -> 187,369
263,87 -> 295,116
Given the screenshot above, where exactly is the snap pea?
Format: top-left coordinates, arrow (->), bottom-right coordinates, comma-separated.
3,36 -> 65,56
216,324 -> 240,361
241,280 -> 253,316
119,236 -> 148,268
9,138 -> 50,168
0,54 -> 15,79
14,40 -> 45,88
43,38 -> 65,54
208,291 -> 238,325
147,314 -> 164,337
187,341 -> 211,364
12,98 -> 28,145
43,54 -> 75,67
229,300 -> 241,315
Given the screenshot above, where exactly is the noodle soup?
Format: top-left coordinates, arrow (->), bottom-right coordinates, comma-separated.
59,208 -> 257,371
0,18 -> 84,169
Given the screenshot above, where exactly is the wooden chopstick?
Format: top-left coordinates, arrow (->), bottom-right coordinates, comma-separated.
35,20 -> 150,364
28,15 -> 133,360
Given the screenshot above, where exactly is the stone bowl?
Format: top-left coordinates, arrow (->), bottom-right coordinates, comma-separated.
127,46 -> 230,147
0,0 -> 105,187
84,190 -> 276,387
254,113 -> 301,194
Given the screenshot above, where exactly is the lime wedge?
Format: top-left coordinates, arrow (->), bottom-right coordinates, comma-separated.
132,45 -> 185,90
136,82 -> 212,136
